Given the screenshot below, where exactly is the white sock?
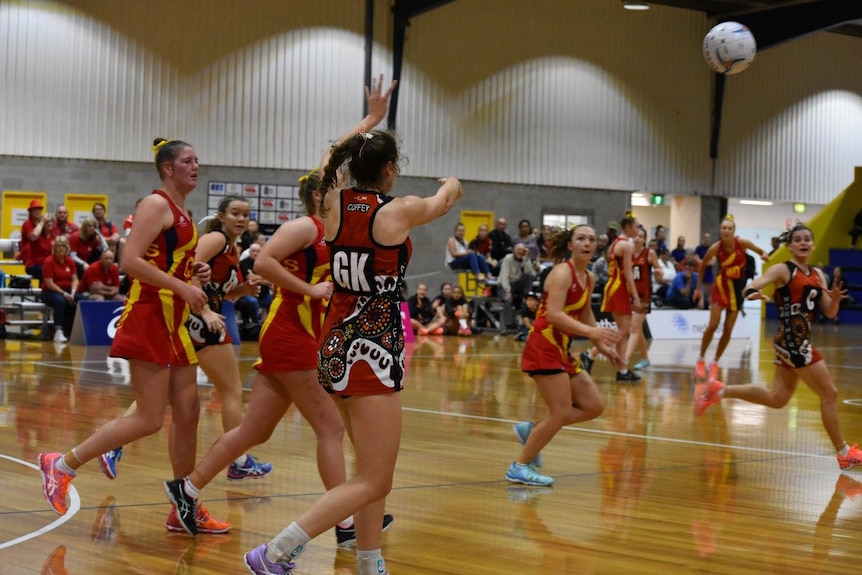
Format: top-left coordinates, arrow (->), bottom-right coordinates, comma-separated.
56,455 -> 76,476
356,549 -> 386,575
233,454 -> 249,466
183,477 -> 200,499
839,444 -> 850,457
338,515 -> 354,529
619,369 -> 629,375
269,521 -> 310,562
459,318 -> 468,329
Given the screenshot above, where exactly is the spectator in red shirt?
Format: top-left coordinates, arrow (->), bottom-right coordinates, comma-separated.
469,223 -> 494,264
53,205 -> 79,238
77,249 -> 123,301
92,202 -> 120,254
41,236 -> 78,343
69,218 -> 108,276
22,201 -> 55,280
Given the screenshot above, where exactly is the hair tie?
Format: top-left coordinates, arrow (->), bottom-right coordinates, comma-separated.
152,139 -> 172,156
357,127 -> 373,157
298,167 -> 318,184
724,214 -> 735,221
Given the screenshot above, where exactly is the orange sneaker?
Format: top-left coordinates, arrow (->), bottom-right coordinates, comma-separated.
836,473 -> 862,498
39,452 -> 74,515
166,504 -> 231,534
837,444 -> 862,471
430,327 -> 444,335
695,359 -> 707,379
695,379 -> 724,416
708,362 -> 719,380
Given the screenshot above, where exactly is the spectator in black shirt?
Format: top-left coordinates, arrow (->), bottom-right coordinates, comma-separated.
407,282 -> 447,335
488,217 -> 514,274
515,292 -> 539,342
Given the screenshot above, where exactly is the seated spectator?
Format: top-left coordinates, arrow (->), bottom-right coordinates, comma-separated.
537,224 -> 555,263
515,292 -> 539,342
654,225 -> 668,253
468,224 -> 494,267
654,248 -> 676,303
851,208 -> 862,249
23,212 -> 55,281
499,243 -> 538,332
408,282 -> 447,335
92,202 -> 120,255
237,242 -> 272,326
591,247 -> 609,294
431,282 -> 452,320
591,233 -> 608,265
238,219 -> 260,252
41,236 -> 78,343
444,284 -> 473,336
77,249 -> 124,301
828,266 -> 853,324
69,218 -> 108,276
488,217 -> 514,274
53,205 -> 79,238
768,235 -> 781,255
515,219 -> 540,263
445,222 -> 492,281
670,236 -> 687,270
240,231 -> 267,260
666,258 -> 699,309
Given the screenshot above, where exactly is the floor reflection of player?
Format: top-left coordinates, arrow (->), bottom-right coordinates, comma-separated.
812,474 -> 862,564
691,402 -> 737,558
598,387 -> 648,539
15,375 -> 74,461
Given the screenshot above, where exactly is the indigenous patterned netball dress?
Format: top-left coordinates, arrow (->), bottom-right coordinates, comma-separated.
111,190 -> 198,367
773,261 -> 823,368
711,237 -> 747,311
187,232 -> 242,349
521,261 -> 592,375
631,247 -> 651,313
255,216 -> 330,373
601,236 -> 632,314
318,188 -> 412,395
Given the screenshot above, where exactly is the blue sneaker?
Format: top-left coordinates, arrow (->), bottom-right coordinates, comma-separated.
633,359 -> 650,370
228,454 -> 273,481
512,421 -> 543,468
97,447 -> 123,480
244,544 -> 295,574
506,461 -> 554,486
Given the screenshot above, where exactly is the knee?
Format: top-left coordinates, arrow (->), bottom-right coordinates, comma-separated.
580,396 -> 605,420
820,386 -> 839,406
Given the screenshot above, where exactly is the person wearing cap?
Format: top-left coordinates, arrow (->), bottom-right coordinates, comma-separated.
515,291 -> 540,342
21,199 -> 54,280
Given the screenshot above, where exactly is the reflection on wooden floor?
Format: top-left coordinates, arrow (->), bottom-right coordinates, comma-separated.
2,315 -> 862,574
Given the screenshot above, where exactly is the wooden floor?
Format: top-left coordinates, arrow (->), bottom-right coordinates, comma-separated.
3,312 -> 862,574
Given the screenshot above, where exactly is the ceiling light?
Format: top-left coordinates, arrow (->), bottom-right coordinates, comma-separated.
739,200 -> 773,206
623,1 -> 650,10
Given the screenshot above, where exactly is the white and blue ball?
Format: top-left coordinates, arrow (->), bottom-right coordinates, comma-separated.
703,22 -> 757,75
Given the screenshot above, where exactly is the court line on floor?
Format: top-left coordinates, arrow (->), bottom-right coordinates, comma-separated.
0,453 -> 81,550
402,406 -> 837,462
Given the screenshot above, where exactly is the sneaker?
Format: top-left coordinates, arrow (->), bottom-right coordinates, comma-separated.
512,421 -> 543,468
53,330 -> 67,343
708,362 -> 719,380
505,461 -> 554,486
430,327 -> 444,335
41,545 -> 68,575
694,379 -> 724,416
335,513 -> 395,548
836,473 -> 862,498
39,452 -> 74,515
506,485 -> 553,503
616,371 -> 641,383
837,444 -> 862,471
97,447 -> 123,480
91,496 -> 119,542
164,479 -> 199,535
244,544 -> 295,574
633,359 -> 650,370
457,326 -> 472,337
165,502 -> 231,535
695,359 -> 707,379
227,454 -> 273,481
579,350 -> 593,374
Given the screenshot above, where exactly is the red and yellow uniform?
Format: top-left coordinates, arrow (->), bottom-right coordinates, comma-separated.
521,261 -> 592,375
318,188 -> 412,395
601,236 -> 632,314
187,233 -> 242,349
711,237 -> 747,311
110,190 -> 198,367
631,247 -> 651,312
255,216 -> 330,373
773,261 -> 823,368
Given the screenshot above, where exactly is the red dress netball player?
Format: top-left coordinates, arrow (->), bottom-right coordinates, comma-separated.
624,226 -> 661,371
696,224 -> 862,470
693,215 -> 768,380
241,77 -> 463,575
596,212 -> 642,382
39,139 -> 228,533
508,225 -> 623,487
